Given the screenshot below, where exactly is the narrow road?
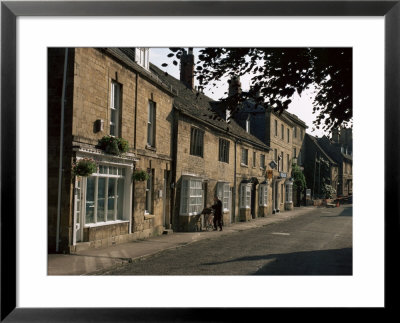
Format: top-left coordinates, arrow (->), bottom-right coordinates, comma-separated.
101,205 -> 352,275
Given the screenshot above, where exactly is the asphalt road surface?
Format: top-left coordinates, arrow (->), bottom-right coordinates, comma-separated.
102,205 -> 352,275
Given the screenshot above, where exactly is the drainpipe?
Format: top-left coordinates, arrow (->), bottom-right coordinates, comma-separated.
56,48 -> 68,253
232,139 -> 237,223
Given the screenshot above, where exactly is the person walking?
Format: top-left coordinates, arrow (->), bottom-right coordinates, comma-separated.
211,195 -> 223,231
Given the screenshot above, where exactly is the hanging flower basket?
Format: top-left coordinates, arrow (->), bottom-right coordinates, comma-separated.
72,158 -> 97,177
132,169 -> 150,182
98,136 -> 129,156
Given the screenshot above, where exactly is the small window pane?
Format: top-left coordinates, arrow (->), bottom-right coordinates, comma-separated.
97,178 -> 106,222
85,177 -> 95,224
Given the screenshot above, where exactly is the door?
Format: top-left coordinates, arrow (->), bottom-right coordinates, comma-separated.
73,177 -> 83,244
251,184 -> 256,219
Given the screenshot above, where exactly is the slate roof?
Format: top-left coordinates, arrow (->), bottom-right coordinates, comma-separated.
305,134 -> 337,165
317,136 -> 353,162
150,63 -> 271,151
100,48 -> 175,96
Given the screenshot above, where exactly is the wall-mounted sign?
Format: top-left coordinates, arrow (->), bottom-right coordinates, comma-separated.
269,160 -> 277,169
267,170 -> 273,180
306,189 -> 311,197
279,172 -> 287,178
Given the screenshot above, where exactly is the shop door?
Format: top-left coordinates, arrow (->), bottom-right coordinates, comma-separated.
73,177 -> 83,244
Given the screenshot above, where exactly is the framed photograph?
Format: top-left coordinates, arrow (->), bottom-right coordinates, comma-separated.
2,0 -> 399,321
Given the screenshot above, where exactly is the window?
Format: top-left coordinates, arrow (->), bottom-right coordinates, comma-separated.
274,149 -> 278,162
246,116 -> 250,133
253,151 -> 256,167
285,181 -> 293,203
241,148 -> 248,166
287,154 -> 290,172
145,170 -> 153,214
85,165 -> 126,225
217,182 -> 230,212
281,124 -> 284,140
110,81 -> 121,136
240,183 -> 251,209
147,100 -> 156,147
293,147 -> 297,159
274,120 -> 278,136
190,127 -> 204,157
294,126 -> 297,138
260,154 -> 265,169
180,178 -> 203,215
287,128 -> 290,143
259,184 -> 268,206
219,138 -> 230,163
135,48 -> 149,70
300,128 -> 304,139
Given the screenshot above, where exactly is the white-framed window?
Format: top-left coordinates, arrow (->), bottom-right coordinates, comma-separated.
217,182 -> 230,212
260,154 -> 265,170
110,81 -> 122,137
135,48 -> 150,70
147,100 -> 156,147
240,183 -> 251,209
259,183 -> 268,206
180,178 -> 203,215
145,170 -> 153,214
246,116 -> 250,133
241,148 -> 248,166
285,181 -> 293,203
85,165 -> 126,225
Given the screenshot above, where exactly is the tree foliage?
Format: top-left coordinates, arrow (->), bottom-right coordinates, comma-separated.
164,48 -> 352,133
291,163 -> 307,193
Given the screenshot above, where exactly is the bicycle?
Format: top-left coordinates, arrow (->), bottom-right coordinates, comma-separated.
201,207 -> 214,231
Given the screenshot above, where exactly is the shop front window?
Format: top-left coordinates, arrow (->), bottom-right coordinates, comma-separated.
84,165 -> 126,225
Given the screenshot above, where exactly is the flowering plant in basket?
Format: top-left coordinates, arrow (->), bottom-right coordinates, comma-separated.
98,136 -> 129,155
132,169 -> 150,182
72,158 -> 97,177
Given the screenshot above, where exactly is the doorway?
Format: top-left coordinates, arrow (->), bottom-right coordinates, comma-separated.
73,177 -> 83,244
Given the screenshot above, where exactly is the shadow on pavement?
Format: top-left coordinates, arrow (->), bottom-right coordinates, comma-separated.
202,247 -> 352,275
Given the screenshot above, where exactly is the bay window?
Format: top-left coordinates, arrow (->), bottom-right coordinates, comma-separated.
285,180 -> 293,203
240,183 -> 251,209
180,178 -> 203,215
217,182 -> 230,212
259,183 -> 268,206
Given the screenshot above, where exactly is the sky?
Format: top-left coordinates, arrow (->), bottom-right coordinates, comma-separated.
149,48 -> 327,138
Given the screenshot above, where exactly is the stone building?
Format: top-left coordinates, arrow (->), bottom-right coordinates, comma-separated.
303,134 -> 339,199
48,48 -> 175,253
285,112 -> 308,206
150,51 -> 271,231
317,133 -> 353,197
233,95 -> 297,213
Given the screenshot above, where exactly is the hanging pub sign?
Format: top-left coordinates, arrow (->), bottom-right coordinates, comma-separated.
269,160 -> 277,169
266,170 -> 273,180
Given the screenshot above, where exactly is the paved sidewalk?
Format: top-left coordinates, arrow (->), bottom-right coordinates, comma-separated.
48,206 -> 318,275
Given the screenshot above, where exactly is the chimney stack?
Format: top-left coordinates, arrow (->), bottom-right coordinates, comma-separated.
180,48 -> 194,89
228,76 -> 242,97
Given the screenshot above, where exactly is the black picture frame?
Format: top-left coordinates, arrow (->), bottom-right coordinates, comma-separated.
1,0 -> 399,321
